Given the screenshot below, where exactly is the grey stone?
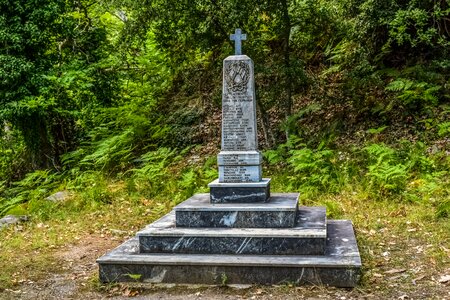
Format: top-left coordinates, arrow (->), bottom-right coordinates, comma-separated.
45,190 -> 70,202
174,193 -> 299,228
0,215 -> 28,229
97,221 -> 361,287
218,55 -> 263,184
230,28 -> 246,55
139,235 -> 325,255
221,56 -> 257,152
208,179 -> 270,203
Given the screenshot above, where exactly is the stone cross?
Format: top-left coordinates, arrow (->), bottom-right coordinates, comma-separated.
230,28 -> 247,55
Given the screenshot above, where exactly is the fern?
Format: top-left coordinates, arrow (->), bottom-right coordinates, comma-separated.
385,78 -> 441,106
364,143 -> 408,195
0,170 -> 59,217
80,129 -> 135,171
129,148 -> 180,198
436,198 -> 450,218
287,143 -> 342,196
437,121 -> 450,137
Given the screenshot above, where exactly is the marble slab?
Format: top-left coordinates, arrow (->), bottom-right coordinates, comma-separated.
208,178 -> 270,203
97,220 -> 361,287
175,193 -> 300,228
138,208 -> 325,255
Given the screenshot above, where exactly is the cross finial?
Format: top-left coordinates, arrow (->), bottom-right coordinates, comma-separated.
230,28 -> 247,55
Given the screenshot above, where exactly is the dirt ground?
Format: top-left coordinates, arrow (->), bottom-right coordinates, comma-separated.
1,232 -> 449,300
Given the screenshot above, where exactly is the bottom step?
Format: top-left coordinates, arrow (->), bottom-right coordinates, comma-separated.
97,220 -> 361,287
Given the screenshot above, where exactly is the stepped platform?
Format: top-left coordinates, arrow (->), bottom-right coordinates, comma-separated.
137,206 -> 326,255
97,220 -> 361,287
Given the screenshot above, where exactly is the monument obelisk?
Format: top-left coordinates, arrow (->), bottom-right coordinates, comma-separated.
208,29 -> 270,203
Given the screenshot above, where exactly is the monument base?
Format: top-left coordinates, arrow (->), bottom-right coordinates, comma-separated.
97,220 -> 361,287
208,178 -> 270,203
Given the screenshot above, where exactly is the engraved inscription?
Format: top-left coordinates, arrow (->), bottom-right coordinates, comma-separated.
222,59 -> 256,151
222,99 -> 254,150
223,166 -> 253,182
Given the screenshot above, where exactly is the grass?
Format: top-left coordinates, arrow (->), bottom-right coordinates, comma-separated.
0,183 -> 173,291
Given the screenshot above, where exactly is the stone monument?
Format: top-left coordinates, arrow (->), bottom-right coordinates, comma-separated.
209,29 -> 269,203
97,29 -> 362,287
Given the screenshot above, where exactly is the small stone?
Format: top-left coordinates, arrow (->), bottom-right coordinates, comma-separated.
0,215 -> 28,229
45,190 -> 71,202
438,274 -> 450,283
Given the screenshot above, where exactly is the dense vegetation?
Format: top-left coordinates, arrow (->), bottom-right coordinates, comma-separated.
1,0 -> 449,219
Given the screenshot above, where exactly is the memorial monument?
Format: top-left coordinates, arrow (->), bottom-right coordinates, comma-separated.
97,29 -> 362,287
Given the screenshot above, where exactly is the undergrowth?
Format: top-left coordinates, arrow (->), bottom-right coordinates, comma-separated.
264,137 -> 449,218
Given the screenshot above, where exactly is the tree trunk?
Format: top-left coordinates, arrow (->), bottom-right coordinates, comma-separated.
280,0 -> 293,141
257,99 -> 275,149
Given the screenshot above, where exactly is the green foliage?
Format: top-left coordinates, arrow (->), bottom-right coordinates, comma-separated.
79,129 -> 135,171
387,4 -> 450,49
287,142 -> 342,196
386,78 -> 441,107
0,170 -> 60,217
126,274 -> 142,281
436,198 -> 450,218
437,121 -> 450,137
364,143 -> 408,195
128,147 -> 217,204
128,148 -> 181,199
66,171 -> 114,210
0,0 -> 120,169
1,0 -> 450,223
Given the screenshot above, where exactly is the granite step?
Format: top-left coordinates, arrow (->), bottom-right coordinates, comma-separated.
97,220 -> 361,287
175,193 -> 300,228
137,207 -> 326,255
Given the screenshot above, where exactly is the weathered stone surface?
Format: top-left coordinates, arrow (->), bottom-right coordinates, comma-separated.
45,190 -> 70,202
209,179 -> 270,203
97,221 -> 361,287
0,215 -> 28,229
138,208 -> 325,255
175,193 -> 299,228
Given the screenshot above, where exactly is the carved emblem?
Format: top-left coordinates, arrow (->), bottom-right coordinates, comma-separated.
225,61 -> 250,93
